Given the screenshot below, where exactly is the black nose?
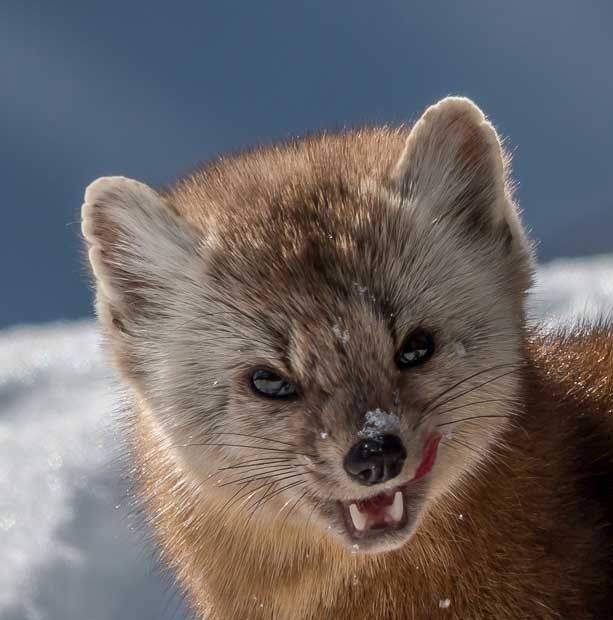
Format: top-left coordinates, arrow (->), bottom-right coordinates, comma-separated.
343,434 -> 407,486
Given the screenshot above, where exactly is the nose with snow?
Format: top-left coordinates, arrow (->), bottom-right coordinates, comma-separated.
344,434 -> 407,485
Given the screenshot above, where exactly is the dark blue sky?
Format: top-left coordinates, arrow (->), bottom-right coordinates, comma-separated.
1,0 -> 612,327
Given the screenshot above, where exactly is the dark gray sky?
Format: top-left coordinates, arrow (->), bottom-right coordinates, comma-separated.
1,0 -> 612,327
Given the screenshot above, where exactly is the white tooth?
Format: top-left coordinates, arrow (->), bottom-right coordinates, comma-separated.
388,491 -> 403,522
349,503 -> 367,531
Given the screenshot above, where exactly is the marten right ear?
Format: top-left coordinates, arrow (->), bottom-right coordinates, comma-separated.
392,96 -> 531,260
81,176 -> 199,335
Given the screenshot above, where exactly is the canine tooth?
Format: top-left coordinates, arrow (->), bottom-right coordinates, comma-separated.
349,503 -> 367,531
388,491 -> 403,522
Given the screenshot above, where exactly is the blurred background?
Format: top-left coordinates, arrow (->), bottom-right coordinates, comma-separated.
1,2 -> 612,619
2,0 -> 612,328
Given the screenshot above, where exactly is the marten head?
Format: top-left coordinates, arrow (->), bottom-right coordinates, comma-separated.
82,97 -> 534,554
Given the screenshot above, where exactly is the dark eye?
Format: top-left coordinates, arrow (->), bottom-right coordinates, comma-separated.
395,328 -> 435,369
250,368 -> 298,399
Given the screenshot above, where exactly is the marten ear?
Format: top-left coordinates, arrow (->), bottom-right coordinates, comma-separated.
392,96 -> 528,253
81,176 -> 199,334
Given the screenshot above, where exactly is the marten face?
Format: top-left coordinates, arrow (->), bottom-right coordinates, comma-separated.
83,97 -> 533,554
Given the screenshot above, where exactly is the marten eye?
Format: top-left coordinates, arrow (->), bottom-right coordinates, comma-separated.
250,368 -> 298,399
395,328 -> 435,369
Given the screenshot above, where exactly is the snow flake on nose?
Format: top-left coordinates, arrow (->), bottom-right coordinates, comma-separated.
358,408 -> 400,438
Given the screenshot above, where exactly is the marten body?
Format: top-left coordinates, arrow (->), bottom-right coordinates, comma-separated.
82,97 -> 613,619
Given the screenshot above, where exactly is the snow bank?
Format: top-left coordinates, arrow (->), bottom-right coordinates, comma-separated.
1,256 -> 612,620
530,254 -> 613,326
0,323 -> 185,620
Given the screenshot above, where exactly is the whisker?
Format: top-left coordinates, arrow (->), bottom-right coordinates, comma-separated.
221,475 -> 302,516
416,367 -> 521,430
180,442 -> 316,457
436,413 -> 510,428
203,432 -> 300,449
246,481 -> 278,521
265,480 -> 307,508
450,428 -> 505,464
454,431 -> 512,478
260,481 -> 308,519
218,468 -> 305,488
446,436 -> 485,460
217,466 -> 298,487
279,489 -> 310,532
218,458 -> 297,471
301,498 -> 321,539
307,496 -> 320,527
427,368 -> 521,416
424,363 -> 522,414
218,481 -> 252,514
434,398 -> 512,418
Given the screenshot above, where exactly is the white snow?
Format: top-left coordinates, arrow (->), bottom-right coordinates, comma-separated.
332,324 -> 350,344
451,341 -> 466,358
1,255 -> 613,619
0,322 -> 185,620
359,408 -> 401,438
529,255 -> 613,326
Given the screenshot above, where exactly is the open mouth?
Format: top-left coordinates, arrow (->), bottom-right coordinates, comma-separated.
340,433 -> 441,540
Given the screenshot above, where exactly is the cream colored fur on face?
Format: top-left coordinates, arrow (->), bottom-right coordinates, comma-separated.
82,97 -> 534,561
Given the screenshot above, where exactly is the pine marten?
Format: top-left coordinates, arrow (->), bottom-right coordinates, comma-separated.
82,97 -> 613,619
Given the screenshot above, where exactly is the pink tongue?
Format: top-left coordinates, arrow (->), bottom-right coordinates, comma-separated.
413,433 -> 441,481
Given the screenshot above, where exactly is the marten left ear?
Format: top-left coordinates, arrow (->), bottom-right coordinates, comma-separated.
392,96 -> 530,255
81,176 -> 200,336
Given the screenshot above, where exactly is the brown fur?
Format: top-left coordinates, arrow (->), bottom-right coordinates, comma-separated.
82,98 -> 613,619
